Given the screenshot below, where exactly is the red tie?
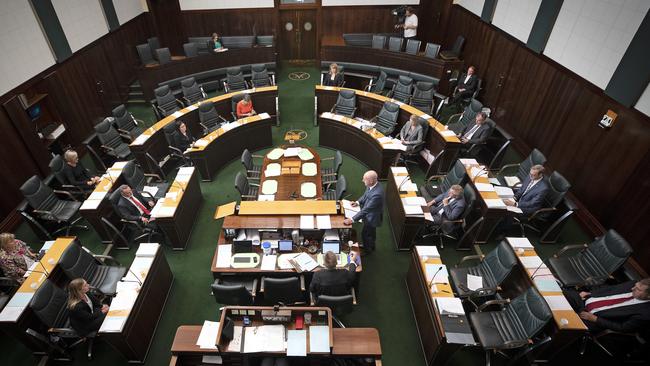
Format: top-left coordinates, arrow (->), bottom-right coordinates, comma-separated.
130,196 -> 150,215
585,296 -> 633,313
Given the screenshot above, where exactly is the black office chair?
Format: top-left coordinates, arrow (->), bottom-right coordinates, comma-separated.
493,148 -> 547,188
180,77 -> 206,106
388,75 -> 413,103
419,159 -> 469,202
410,81 -> 436,114
312,289 -> 357,328
99,217 -> 131,250
261,276 -> 306,305
223,67 -> 249,93
446,98 -> 483,134
456,216 -> 485,251
321,150 -> 343,182
439,35 -> 465,60
370,101 -> 400,136
198,101 -> 228,134
241,149 -> 263,180
331,89 -> 357,118
537,198 -> 577,245
183,42 -> 198,58
27,279 -> 95,360
20,175 -> 87,237
211,278 -> 259,306
48,155 -> 90,199
94,118 -> 132,160
251,64 -> 275,87
422,183 -> 476,249
107,190 -> 158,244
122,160 -> 169,200
323,175 -> 347,201
470,286 -> 552,366
112,104 -> 145,139
235,172 -> 259,201
151,85 -> 182,120
424,42 -> 441,59
371,35 -> 386,49
147,37 -> 160,58
136,43 -> 156,66
155,47 -> 171,65
404,39 -> 421,54
365,71 -> 388,95
547,229 -> 632,288
463,118 -> 496,158
0,275 -> 19,311
449,241 -> 518,304
388,36 -> 403,52
514,171 -> 571,236
161,123 -> 192,167
58,243 -> 126,297
230,93 -> 246,121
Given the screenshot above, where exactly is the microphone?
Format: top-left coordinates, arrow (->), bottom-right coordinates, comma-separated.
122,267 -> 143,286
530,261 -> 548,279
471,166 -> 487,182
290,191 -> 298,199
170,181 -> 186,194
428,265 -> 444,289
398,175 -> 411,192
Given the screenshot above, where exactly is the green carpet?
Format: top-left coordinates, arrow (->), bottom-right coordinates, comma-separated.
1,64 -> 599,366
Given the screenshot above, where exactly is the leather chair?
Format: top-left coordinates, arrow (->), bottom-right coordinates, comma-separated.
404,39 -> 421,54
162,123 -> 192,167
211,278 -> 258,306
470,286 -> 552,366
456,216 -> 485,251
183,42 -> 198,58
331,90 -> 357,117
107,190 -> 158,244
320,150 -> 343,181
241,149 -> 263,180
112,104 -> 145,139
324,175 -> 347,201
122,160 -> 169,200
371,35 -> 386,49
261,276 -> 306,305
447,98 -> 483,135
388,75 -> 413,103
223,67 -> 249,93
410,81 -> 436,114
235,171 -> 259,200
365,71 -> 388,95
27,280 -> 95,360
256,35 -> 274,47
424,43 -> 441,59
94,118 -> 131,159
311,289 -> 357,328
547,229 -> 633,288
440,35 -> 465,60
147,37 -> 160,58
371,101 -> 400,136
20,175 -> 86,237
151,85 -> 182,119
221,35 -> 255,48
422,183 -> 477,249
58,243 -> 126,296
449,241 -> 518,301
515,171 -> 571,236
198,101 -> 227,134
180,77 -> 206,106
494,148 -> 547,188
136,43 -> 156,66
155,48 -> 171,65
388,36 -> 403,52
48,155 -> 89,199
0,275 -> 19,311
251,64 -> 275,87
420,160 -> 469,202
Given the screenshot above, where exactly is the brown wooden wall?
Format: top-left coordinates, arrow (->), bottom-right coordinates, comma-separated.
424,5 -> 650,272
320,5 -> 400,38
181,9 -> 277,38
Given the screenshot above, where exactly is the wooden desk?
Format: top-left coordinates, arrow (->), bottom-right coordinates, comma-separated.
131,87 -> 277,176
150,167 -> 202,250
386,167 -> 426,250
260,146 -> 322,200
236,201 -> 338,216
137,47 -> 276,100
316,86 -> 461,177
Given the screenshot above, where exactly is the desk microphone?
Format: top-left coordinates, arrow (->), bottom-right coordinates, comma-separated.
34,261 -> 50,276
398,175 -> 411,192
290,191 -> 298,200
428,265 -> 444,289
530,260 -> 548,279
471,166 -> 487,182
122,268 -> 143,286
171,181 -> 186,194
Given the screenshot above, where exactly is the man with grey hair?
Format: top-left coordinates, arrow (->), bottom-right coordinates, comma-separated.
344,170 -> 384,253
116,184 -> 155,224
426,184 -> 466,234
458,111 -> 490,146
504,164 -> 548,216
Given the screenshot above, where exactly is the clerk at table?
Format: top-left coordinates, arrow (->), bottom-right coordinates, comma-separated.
310,251 -> 359,299
236,94 -> 256,118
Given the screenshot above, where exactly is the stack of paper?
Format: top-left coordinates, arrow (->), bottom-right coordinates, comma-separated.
196,320 -> 220,350
519,256 -> 543,269
309,325 -> 331,352
298,149 -> 314,161
215,245 -> 232,268
287,330 -> 307,356
291,253 -> 319,272
544,296 -> 572,311
267,148 -> 284,160
257,194 -> 275,201
484,199 -> 507,209
495,186 -> 514,198
302,162 -> 317,176
425,264 -> 449,283
435,297 -> 465,315
135,243 -> 159,257
300,182 -> 317,198
459,158 -> 478,165
504,176 -> 521,187
243,325 -> 286,353
227,326 -> 243,352
284,147 -> 301,157
300,215 -> 315,229
316,215 -> 331,229
417,246 -> 440,258
403,204 -> 424,216
261,255 -> 277,271
534,278 -> 562,293
506,206 -> 523,214
278,253 -> 299,269
506,237 -> 534,250
341,199 -> 360,220
474,183 -> 495,192
403,196 -> 427,206
142,186 -> 159,197
440,130 -> 456,137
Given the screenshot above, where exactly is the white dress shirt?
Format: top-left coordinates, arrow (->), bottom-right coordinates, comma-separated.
404,14 -> 418,38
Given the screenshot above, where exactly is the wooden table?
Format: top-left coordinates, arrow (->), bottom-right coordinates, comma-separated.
386,167 -> 426,250
259,146 -> 322,200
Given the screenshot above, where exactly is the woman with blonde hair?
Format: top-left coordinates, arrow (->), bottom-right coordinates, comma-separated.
0,233 -> 37,283
67,278 -> 109,336
323,63 -> 344,87
62,149 -> 100,191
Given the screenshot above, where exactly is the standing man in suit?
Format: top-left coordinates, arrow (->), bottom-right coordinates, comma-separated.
449,66 -> 478,105
117,184 -> 155,224
426,184 -> 466,234
310,251 -> 359,299
504,165 -> 548,215
459,112 -> 491,147
344,170 -> 384,253
564,279 -> 650,333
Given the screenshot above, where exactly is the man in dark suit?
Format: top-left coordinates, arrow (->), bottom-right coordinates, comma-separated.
310,251 -> 359,299
459,112 -> 491,147
564,279 -> 650,333
449,66 -> 478,105
344,170 -> 384,253
116,184 -> 155,224
426,184 -> 466,234
504,165 -> 548,216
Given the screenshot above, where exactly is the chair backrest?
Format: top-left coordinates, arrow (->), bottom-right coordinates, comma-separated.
372,35 -> 386,49
508,287 -> 552,338
375,102 -> 400,135
388,37 -> 403,52
480,241 -> 518,286
370,71 -> 388,94
154,85 -> 176,107
95,117 -> 123,147
334,90 -> 356,117
29,279 -> 69,329
393,76 -> 413,96
49,155 -> 67,186
316,294 -> 354,317
332,150 -> 343,176
231,93 -> 246,115
58,242 -> 98,282
122,160 -> 146,190
211,283 -> 253,306
227,67 -> 245,84
412,81 -> 435,101
251,64 -> 270,87
199,101 -> 221,128
20,175 -> 55,211
112,104 -> 136,131
147,37 -> 160,56
162,122 -> 179,147
418,117 -> 430,139
456,216 -> 484,250
263,277 -> 303,305
136,44 -> 154,65
256,35 -> 274,47
442,160 -> 469,192
424,43 -> 441,59
335,175 -> 347,200
183,42 -> 198,57
155,48 -> 171,65
405,39 -> 421,54
461,183 -> 476,219
586,229 -> 633,277
518,149 -> 547,182
544,171 -> 571,209
181,77 -> 203,102
100,217 -> 130,249
234,171 -> 250,196
241,149 -> 254,171
451,35 -> 465,55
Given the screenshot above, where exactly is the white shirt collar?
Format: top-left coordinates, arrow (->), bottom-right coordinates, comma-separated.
368,182 -> 378,191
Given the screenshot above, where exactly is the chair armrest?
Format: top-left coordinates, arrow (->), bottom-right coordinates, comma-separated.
251,154 -> 264,159
554,244 -> 588,258
330,105 -> 336,113
100,144 -> 116,152
53,190 -> 78,201
249,183 -> 260,187
496,163 -> 521,176
61,184 -> 87,197
251,278 -> 258,298
241,195 -> 257,199
260,277 -> 265,292
48,327 -> 79,337
456,254 -> 484,267
527,207 -> 557,221
498,339 -> 531,350
310,292 -> 316,306
140,191 -> 155,201
168,146 -> 185,156
33,209 -> 54,216
445,113 -> 462,125
144,173 -> 163,182
93,255 -> 121,266
478,298 -> 510,312
182,97 -> 191,106
351,287 -> 357,305
426,174 -> 445,183
175,99 -> 184,107
299,275 -> 306,292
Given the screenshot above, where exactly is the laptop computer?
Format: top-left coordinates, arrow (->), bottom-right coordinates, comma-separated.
233,240 -> 253,254
322,240 -> 340,254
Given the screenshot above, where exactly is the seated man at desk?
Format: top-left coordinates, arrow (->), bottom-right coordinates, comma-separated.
504,165 -> 548,216
117,184 -> 156,224
448,66 -> 478,106
564,279 -> 650,333
68,278 -> 110,337
63,150 -> 101,191
425,184 -> 466,234
310,251 -> 359,299
236,94 -> 257,118
458,112 -> 490,148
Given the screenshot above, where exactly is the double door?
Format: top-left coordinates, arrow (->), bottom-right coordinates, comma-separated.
279,9 -> 317,61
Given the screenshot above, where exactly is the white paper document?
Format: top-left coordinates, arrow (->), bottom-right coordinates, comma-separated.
488,177 -> 501,185
132,134 -> 149,145
292,253 -> 319,272
544,296 -> 572,311
417,246 -> 440,258
194,139 -> 209,147
403,196 -> 427,206
401,182 -> 418,192
341,199 -> 360,220
440,130 -> 456,137
506,206 -> 523,214
425,264 -> 449,284
436,297 -> 465,315
519,256 -> 543,269
300,215 -> 315,229
391,166 -> 408,175
135,243 -> 159,257
316,215 -> 332,229
142,186 -> 159,197
470,167 -> 487,178
484,199 -> 507,209
0,306 -> 24,322
88,191 -> 107,201
196,320 -> 220,349
257,194 -> 275,201
243,325 -> 286,353
99,316 -> 126,332
506,237 -> 533,249
474,183 -> 495,192
459,158 -> 478,165
216,245 -> 232,268
504,176 -> 521,187
403,204 -> 424,216
284,147 -> 301,157
227,326 -> 243,352
467,274 -> 483,291
278,253 -> 299,270
309,325 -> 331,353
534,278 -> 562,293
287,330 -> 307,356
495,186 -> 514,198
261,255 -> 277,271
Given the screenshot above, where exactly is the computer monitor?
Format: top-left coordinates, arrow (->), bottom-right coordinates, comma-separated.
322,240 -> 340,254
278,240 -> 293,252
233,240 -> 253,254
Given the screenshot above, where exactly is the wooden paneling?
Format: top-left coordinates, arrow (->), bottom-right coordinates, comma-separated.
437,5 -> 650,272
321,6 -> 399,38
181,9 -> 277,38
147,0 -> 185,54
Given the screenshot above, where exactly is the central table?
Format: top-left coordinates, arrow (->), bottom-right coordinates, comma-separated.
259,146 -> 322,200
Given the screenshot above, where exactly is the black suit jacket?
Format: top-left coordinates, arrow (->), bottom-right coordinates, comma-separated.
69,293 -> 106,336
173,131 -> 195,151
62,163 -> 92,188
117,191 -> 152,221
460,122 -> 491,145
323,73 -> 344,87
457,73 -> 478,94
310,263 -> 357,298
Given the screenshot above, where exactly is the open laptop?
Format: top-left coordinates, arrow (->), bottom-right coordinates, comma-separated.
278,240 -> 294,253
233,240 -> 253,254
322,240 -> 340,254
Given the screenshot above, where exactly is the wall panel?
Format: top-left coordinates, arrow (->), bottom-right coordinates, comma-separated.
321,6 -> 406,39
181,9 -> 277,37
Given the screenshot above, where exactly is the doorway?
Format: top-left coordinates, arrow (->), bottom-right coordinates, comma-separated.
279,9 -> 317,62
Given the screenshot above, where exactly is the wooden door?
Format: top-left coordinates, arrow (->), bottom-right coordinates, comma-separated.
480,35 -> 517,110
279,10 -> 317,61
